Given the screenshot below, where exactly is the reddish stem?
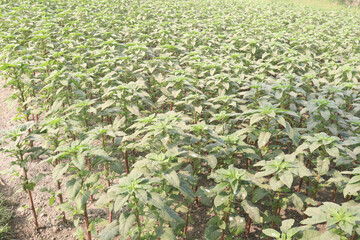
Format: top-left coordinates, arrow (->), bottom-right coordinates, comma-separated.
105,164 -> 112,223
245,217 -> 252,237
124,150 -> 130,174
194,185 -> 198,207
23,168 -> 39,229
27,189 -> 39,229
331,188 -> 337,202
305,178 -> 310,196
298,159 -> 311,193
57,181 -> 66,223
84,203 -> 92,240
109,209 -> 113,223
297,178 -> 304,192
183,209 -> 190,239
87,158 -> 94,202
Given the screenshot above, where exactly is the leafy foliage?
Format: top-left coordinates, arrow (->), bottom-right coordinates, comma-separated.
0,0 -> 360,239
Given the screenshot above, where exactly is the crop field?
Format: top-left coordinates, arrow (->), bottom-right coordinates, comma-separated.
0,0 -> 360,239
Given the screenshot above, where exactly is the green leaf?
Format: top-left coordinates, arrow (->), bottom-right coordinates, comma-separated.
100,100 -> 115,110
252,188 -> 268,203
309,142 -> 321,153
279,171 -> 293,188
325,147 -> 339,158
164,171 -> 180,188
280,219 -> 295,233
301,207 -> 326,225
204,224 -> 222,240
126,105 -> 140,116
49,196 -> 55,207
56,202 -> 73,213
24,182 -> 36,191
269,177 -> 283,191
319,231 -> 340,240
114,195 -> 129,212
241,200 -> 261,223
119,213 -> 135,237
205,155 -> 217,169
66,178 -> 82,200
155,227 -> 176,240
229,215 -> 245,235
110,161 -> 123,174
277,116 -> 287,128
316,158 -> 330,176
258,132 -> 271,148
160,205 -> 185,229
214,194 -> 229,207
263,228 -> 280,238
81,191 -> 91,208
52,163 -> 69,181
33,173 -> 45,183
250,114 -> 265,126
320,110 -> 330,121
290,193 -> 304,211
178,180 -> 195,200
99,220 -> 119,240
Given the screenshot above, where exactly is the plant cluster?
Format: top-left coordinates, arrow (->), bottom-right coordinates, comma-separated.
0,0 -> 360,239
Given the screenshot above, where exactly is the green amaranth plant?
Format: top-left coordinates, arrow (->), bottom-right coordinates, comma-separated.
301,202 -> 360,240
254,154 -> 311,228
262,219 -> 303,239
0,0 -> 359,239
205,165 -> 261,239
0,122 -> 43,229
98,172 -> 185,240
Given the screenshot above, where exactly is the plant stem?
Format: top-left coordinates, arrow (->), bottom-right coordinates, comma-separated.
104,163 -> 113,223
245,217 -> 252,237
124,150 -> 130,174
134,200 -> 141,240
27,188 -> 39,229
183,207 -> 190,239
84,203 -> 91,240
331,187 -> 337,202
220,195 -> 233,240
23,168 -> 39,229
87,158 -> 94,202
305,177 -> 310,196
312,174 -> 320,199
350,231 -> 357,240
56,180 -> 66,223
298,159 -> 311,193
194,185 -> 198,207
297,177 -> 304,192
